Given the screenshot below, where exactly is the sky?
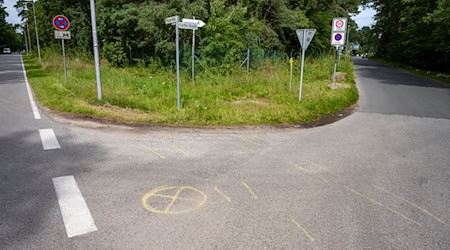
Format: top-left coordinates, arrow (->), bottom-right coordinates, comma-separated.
352,6 -> 377,28
5,0 -> 21,24
4,1 -> 376,28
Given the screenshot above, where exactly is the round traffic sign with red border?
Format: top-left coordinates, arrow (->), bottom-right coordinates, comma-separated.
53,15 -> 70,31
336,20 -> 344,28
334,33 -> 343,41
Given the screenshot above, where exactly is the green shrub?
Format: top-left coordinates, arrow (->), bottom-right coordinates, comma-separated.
102,42 -> 128,67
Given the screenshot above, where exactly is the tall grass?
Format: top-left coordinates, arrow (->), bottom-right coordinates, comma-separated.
24,52 -> 358,126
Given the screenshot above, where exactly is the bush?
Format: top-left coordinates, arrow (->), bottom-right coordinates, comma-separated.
102,42 -> 128,67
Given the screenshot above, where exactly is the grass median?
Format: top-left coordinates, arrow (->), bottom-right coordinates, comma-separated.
23,54 -> 358,126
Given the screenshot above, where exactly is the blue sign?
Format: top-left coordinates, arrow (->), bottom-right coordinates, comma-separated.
334,34 -> 343,41
53,15 -> 70,31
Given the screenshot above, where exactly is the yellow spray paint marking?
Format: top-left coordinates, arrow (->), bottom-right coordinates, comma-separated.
169,144 -> 190,157
288,161 -> 322,174
214,187 -> 231,202
142,186 -> 207,215
291,219 -> 314,241
241,182 -> 258,199
373,185 -> 447,225
344,186 -> 420,226
138,144 -> 166,159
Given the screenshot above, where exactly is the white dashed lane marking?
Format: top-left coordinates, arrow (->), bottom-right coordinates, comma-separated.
52,176 -> 98,238
39,129 -> 61,150
20,55 -> 41,119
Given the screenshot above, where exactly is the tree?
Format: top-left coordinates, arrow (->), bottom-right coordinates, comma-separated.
370,0 -> 449,72
1,0 -> 22,50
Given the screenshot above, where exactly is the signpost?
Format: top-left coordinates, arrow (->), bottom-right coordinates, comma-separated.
296,29 -> 316,101
331,17 -> 348,84
181,18 -> 205,82
289,57 -> 294,91
166,16 -> 206,109
165,15 -> 181,109
53,15 -> 71,81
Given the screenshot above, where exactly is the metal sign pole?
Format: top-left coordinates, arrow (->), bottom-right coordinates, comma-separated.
192,28 -> 195,82
299,30 -> 306,101
332,46 -> 338,84
24,28 -> 29,54
289,58 -> 293,91
62,39 -> 67,81
89,0 -> 102,101
26,23 -> 32,52
246,48 -> 250,73
176,16 -> 181,110
191,17 -> 195,82
31,3 -> 41,64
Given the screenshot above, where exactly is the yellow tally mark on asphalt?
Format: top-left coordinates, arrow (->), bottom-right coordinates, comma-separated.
288,161 -> 322,174
344,186 -> 421,226
241,182 -> 258,199
142,186 -> 207,215
214,187 -> 231,202
291,219 -> 315,241
138,144 -> 166,159
373,185 -> 447,225
168,144 -> 190,157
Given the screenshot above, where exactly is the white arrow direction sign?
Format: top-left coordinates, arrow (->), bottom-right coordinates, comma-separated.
296,29 -> 316,50
178,22 -> 198,30
182,18 -> 205,27
165,16 -> 178,25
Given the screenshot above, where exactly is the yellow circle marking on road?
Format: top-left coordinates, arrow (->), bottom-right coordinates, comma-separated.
141,186 -> 207,215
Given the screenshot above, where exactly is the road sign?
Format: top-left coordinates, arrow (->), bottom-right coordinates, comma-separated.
179,22 -> 198,30
165,15 -> 181,109
331,31 -> 346,46
296,29 -> 316,50
53,15 -> 70,31
332,17 -> 347,32
182,18 -> 206,28
295,29 -> 317,101
54,31 -> 71,39
165,16 -> 178,25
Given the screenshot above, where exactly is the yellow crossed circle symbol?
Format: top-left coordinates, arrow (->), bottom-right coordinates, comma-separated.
142,186 -> 207,214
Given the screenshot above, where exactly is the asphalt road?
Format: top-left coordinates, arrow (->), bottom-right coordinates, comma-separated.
1,55 -> 449,249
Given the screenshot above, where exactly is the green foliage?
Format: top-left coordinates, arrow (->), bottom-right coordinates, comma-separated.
370,0 -> 450,72
13,0 -> 366,64
102,42 -> 128,67
0,1 -> 22,50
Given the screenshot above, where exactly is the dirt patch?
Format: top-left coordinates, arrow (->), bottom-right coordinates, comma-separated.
328,83 -> 351,89
232,99 -> 268,106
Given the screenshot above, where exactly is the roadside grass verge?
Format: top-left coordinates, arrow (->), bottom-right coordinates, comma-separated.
23,53 -> 358,126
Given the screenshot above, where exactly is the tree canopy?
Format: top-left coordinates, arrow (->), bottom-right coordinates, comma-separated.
15,0 -> 366,65
369,0 -> 450,72
0,0 -> 22,50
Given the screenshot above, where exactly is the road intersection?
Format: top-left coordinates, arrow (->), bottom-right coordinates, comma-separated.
1,54 -> 449,249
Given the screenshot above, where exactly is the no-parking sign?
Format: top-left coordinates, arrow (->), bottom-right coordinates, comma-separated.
53,15 -> 70,31
331,31 -> 346,46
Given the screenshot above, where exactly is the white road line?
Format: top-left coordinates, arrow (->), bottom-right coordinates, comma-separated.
52,176 -> 98,238
39,129 -> 61,150
20,55 -> 41,119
